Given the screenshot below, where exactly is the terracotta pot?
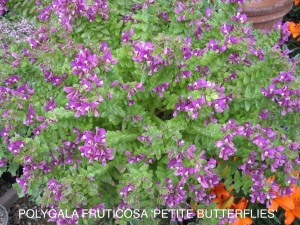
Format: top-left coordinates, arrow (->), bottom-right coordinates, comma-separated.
241,0 -> 294,30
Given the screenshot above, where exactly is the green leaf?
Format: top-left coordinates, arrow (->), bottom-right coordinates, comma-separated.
130,218 -> 139,225
245,100 -> 250,111
170,222 -> 178,225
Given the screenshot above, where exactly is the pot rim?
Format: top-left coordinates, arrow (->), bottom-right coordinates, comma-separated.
241,0 -> 294,16
0,204 -> 8,225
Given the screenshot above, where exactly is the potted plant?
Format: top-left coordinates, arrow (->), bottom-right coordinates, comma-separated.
241,0 -> 294,30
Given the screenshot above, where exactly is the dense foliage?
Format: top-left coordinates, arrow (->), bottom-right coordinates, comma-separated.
0,0 -> 300,225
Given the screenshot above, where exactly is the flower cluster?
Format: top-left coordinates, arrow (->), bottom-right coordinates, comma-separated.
167,145 -> 219,207
120,183 -> 134,198
132,41 -> 155,63
40,64 -> 68,87
216,119 -> 300,204
71,48 -> 100,77
174,80 -> 232,119
16,165 -> 31,194
278,22 -> 291,45
0,0 -> 7,15
152,82 -> 170,98
99,42 -> 118,71
121,28 -> 134,43
65,45 -> 117,117
50,129 -> 82,167
262,70 -> 300,115
8,140 -> 25,155
215,134 -> 237,160
125,151 -> 154,164
132,41 -> 174,76
47,179 -> 66,203
0,78 -> 34,107
38,0 -> 109,31
78,127 -> 114,164
44,97 -> 57,111
161,177 -> 187,209
64,85 -> 104,117
16,157 -> 52,194
23,103 -> 35,126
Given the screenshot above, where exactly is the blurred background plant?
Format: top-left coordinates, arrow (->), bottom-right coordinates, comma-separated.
0,18 -> 34,45
284,0 -> 300,57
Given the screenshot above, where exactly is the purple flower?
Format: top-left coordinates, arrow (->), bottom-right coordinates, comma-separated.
127,153 -> 147,164
228,52 -> 241,64
23,104 -> 36,126
220,23 -> 234,35
207,38 -> 220,51
122,28 -> 134,43
44,97 -> 57,111
0,0 -> 8,15
16,178 -> 29,193
159,12 -> 171,22
215,134 -> 237,160
251,48 -> 264,61
161,178 -> 187,208
231,12 -> 247,24
132,41 -> 154,62
196,174 -> 219,188
8,140 -> 25,154
152,82 -> 170,98
4,75 -> 20,86
287,142 -> 300,151
78,127 -> 114,164
205,7 -> 211,18
174,2 -> 185,14
259,109 -> 269,120
181,70 -> 192,78
101,44 -> 118,71
0,158 -> 8,167
71,48 -> 100,77
29,38 -> 38,49
120,183 -> 134,197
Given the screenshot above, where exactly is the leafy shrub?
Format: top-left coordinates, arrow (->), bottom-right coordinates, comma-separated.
0,0 -> 299,225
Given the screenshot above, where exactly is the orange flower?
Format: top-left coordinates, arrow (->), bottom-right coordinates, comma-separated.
212,183 -> 233,208
211,183 -> 252,225
232,216 -> 253,225
295,0 -> 300,6
288,22 -> 300,41
232,198 -> 253,225
292,170 -> 300,178
269,185 -> 300,225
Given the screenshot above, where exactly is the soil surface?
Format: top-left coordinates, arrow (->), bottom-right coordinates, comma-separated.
0,179 -> 54,225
